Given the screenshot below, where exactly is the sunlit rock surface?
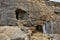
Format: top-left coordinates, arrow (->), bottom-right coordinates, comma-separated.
0,26 -> 30,40
0,0 -> 56,26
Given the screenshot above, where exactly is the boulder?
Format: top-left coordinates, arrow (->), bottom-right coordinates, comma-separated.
0,26 -> 30,40
0,33 -> 10,40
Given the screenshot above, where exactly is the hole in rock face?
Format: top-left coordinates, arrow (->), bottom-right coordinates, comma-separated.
15,8 -> 26,20
54,10 -> 60,15
35,25 -> 43,33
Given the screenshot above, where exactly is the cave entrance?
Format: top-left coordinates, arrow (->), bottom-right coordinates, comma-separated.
35,25 -> 43,33
15,8 -> 26,20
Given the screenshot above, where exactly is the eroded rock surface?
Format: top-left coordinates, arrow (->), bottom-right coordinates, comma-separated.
0,0 -> 56,26
0,26 -> 30,40
0,33 -> 10,40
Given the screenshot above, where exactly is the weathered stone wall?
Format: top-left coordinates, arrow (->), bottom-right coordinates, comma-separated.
46,1 -> 60,33
0,0 -> 17,26
0,0 -> 56,26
